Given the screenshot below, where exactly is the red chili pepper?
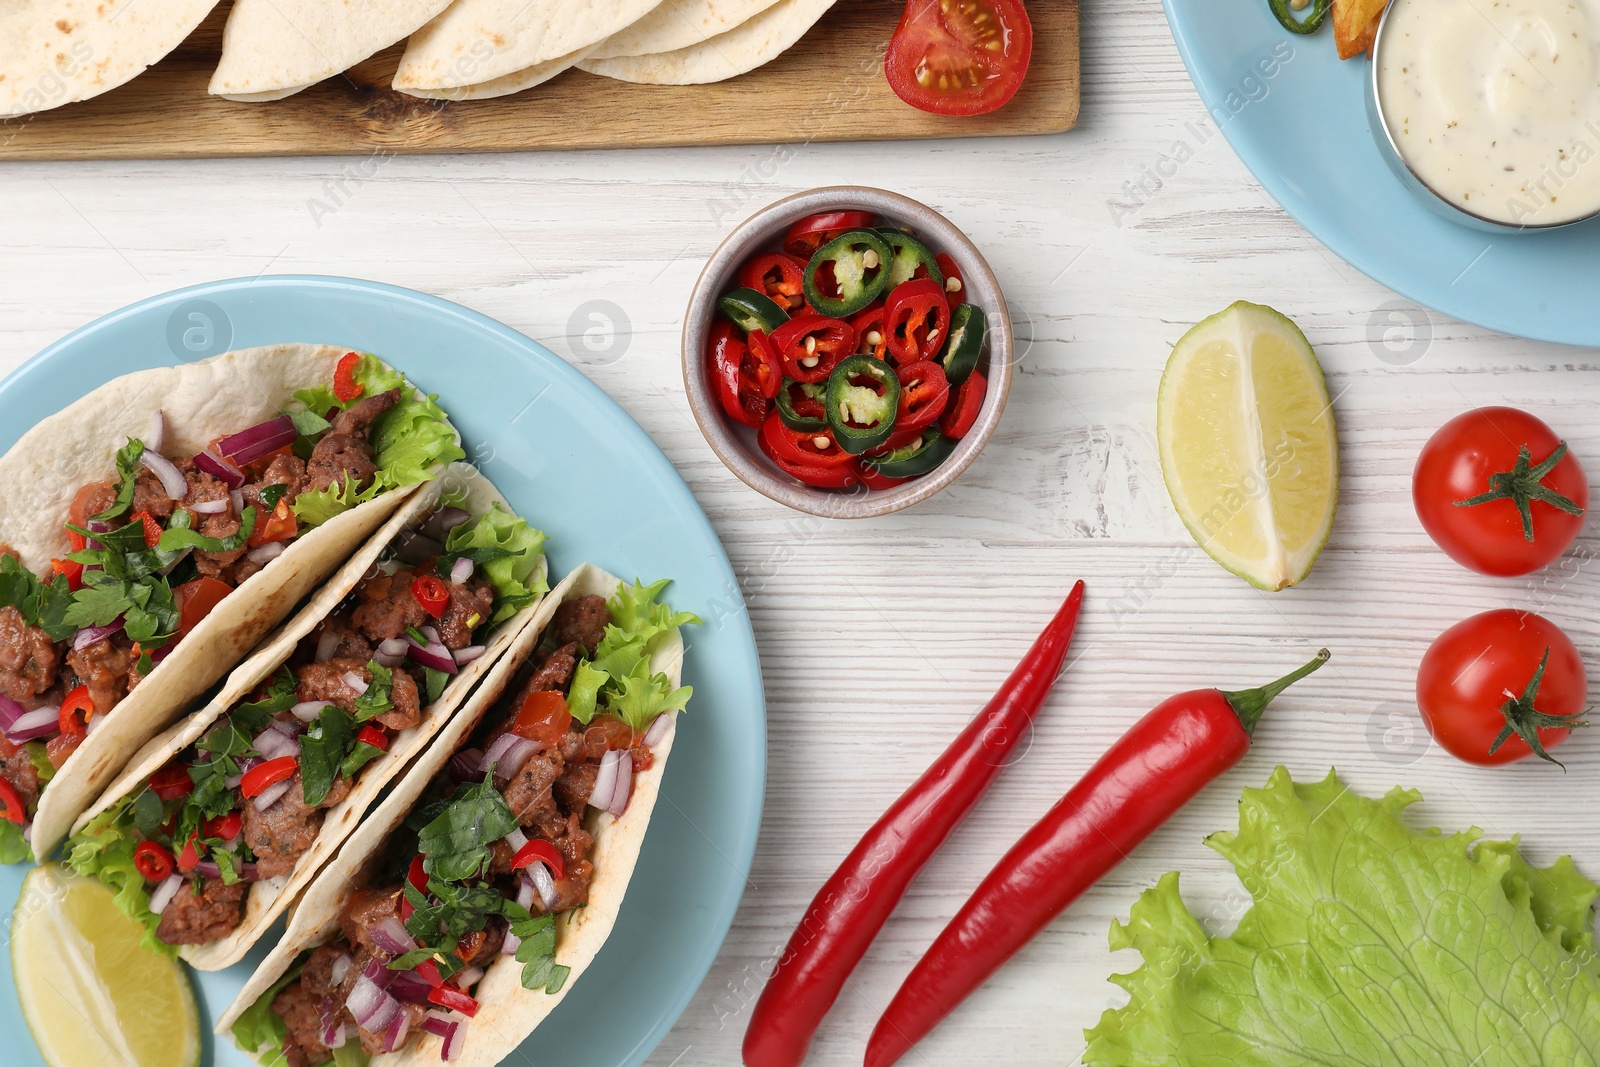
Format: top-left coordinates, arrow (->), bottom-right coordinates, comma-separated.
756,429 -> 863,489
782,210 -> 876,259
510,838 -> 567,881
203,811 -> 242,841
739,252 -> 810,315
58,684 -> 95,735
50,556 -> 84,591
148,764 -> 194,801
935,253 -> 965,311
863,649 -> 1331,1067
741,582 -> 1086,1067
428,983 -> 480,1017
0,777 -> 26,826
884,279 -> 951,364
760,413 -> 853,470
411,575 -> 451,618
893,360 -> 951,434
357,725 -> 389,751
129,510 -> 163,549
176,831 -> 201,872
856,463 -> 908,491
743,328 -> 782,400
333,352 -> 364,402
416,958 -> 444,987
134,840 -> 175,882
401,853 -> 429,921
768,316 -> 857,384
240,755 -> 298,798
940,369 -> 987,439
850,302 -> 890,361
708,321 -> 767,429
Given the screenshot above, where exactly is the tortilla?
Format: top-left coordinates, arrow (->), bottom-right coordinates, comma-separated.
393,46 -> 596,101
70,462 -> 550,971
210,0 -> 454,100
216,563 -> 686,1066
587,0 -> 784,60
578,0 -> 833,84
0,0 -> 220,118
21,343 -> 453,860
393,0 -> 666,91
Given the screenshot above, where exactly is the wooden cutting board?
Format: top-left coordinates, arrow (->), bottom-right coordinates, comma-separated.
0,1 -> 1077,160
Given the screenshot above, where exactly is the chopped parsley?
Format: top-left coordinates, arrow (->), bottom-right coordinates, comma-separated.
0,553 -> 75,642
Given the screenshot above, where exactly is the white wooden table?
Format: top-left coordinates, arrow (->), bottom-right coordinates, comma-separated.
3,2 -> 1598,1064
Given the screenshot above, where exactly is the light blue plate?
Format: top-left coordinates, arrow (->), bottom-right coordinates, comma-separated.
1162,0 -> 1600,346
0,276 -> 765,1067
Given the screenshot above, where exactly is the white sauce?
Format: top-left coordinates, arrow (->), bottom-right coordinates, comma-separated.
1377,0 -> 1600,225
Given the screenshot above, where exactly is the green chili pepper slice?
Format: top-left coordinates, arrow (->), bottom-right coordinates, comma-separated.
1269,0 -> 1330,34
803,229 -> 893,318
776,378 -> 827,432
883,231 -> 945,291
864,430 -> 958,479
938,304 -> 987,386
824,354 -> 901,454
718,288 -> 790,334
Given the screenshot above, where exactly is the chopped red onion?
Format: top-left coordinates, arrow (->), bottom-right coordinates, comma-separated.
84,713 -> 104,736
449,558 -> 474,585
642,713 -> 672,749
138,449 -> 188,500
191,498 -> 229,515
253,727 -> 299,760
454,965 -> 484,990
362,955 -> 397,989
270,718 -> 306,738
320,999 -> 348,1049
420,625 -> 440,644
347,974 -> 399,1033
73,620 -> 123,650
375,637 -> 409,668
451,645 -> 486,666
388,970 -> 433,1004
590,750 -> 633,818
449,748 -> 485,783
502,827 -> 528,852
193,449 -> 245,489
5,706 -> 60,744
218,415 -> 297,466
515,875 -> 536,912
369,915 -> 418,955
0,694 -> 26,732
247,541 -> 285,565
149,874 -> 183,915
292,700 -> 333,723
148,411 -> 166,454
382,1008 -> 411,1053
526,864 -> 558,910
253,778 -> 294,812
406,639 -> 457,675
441,1019 -> 466,1061
230,489 -> 246,513
499,930 -> 521,956
330,953 -> 353,987
341,671 -> 369,695
314,629 -> 342,663
480,733 -> 536,779
150,642 -> 176,665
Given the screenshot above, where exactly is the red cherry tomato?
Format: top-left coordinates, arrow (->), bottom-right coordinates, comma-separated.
739,253 -> 810,315
333,351 -> 365,402
884,279 -> 951,364
248,498 -> 299,547
768,316 -> 858,384
511,690 -> 573,749
782,211 -> 877,260
175,576 -> 234,637
886,0 -> 1034,117
1414,407 -> 1587,576
940,368 -> 987,439
893,361 -> 951,434
1416,609 -> 1587,766
128,510 -> 162,549
148,764 -> 194,801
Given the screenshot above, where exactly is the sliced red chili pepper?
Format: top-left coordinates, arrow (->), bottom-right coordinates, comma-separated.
935,253 -> 965,311
50,557 -> 84,591
894,361 -> 951,434
177,831 -> 201,872
941,369 -> 988,439
129,510 -> 162,549
708,320 -> 765,429
758,429 -> 864,489
768,316 -> 858,384
134,840 -> 175,882
761,413 -> 854,469
743,329 -> 782,400
428,984 -> 480,1017
356,725 -> 389,751
885,279 -> 952,365
865,424 -> 928,458
851,302 -> 890,361
240,755 -> 298,798
416,957 -> 444,986
248,498 -> 298,547
59,684 -> 94,735
203,811 -> 243,842
148,764 -> 194,801
857,464 -> 909,491
739,252 -> 810,315
782,210 -> 877,259
0,778 -> 26,826
401,853 -> 429,921
333,351 -> 364,402
510,838 -> 567,881
411,575 -> 451,618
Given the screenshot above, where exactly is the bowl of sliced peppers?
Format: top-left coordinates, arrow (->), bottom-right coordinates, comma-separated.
684,187 -> 1013,518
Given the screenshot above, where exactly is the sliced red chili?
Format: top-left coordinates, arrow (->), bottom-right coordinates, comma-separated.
134,840 -> 175,882
758,429 -> 863,489
894,361 -> 952,434
865,424 -> 928,458
59,684 -> 94,735
203,811 -> 243,842
935,253 -> 965,311
401,853 -> 429,921
761,413 -> 854,469
411,575 -> 451,618
708,321 -> 765,429
416,958 -> 444,986
941,369 -> 988,439
739,253 -> 810,315
333,351 -> 364,402
356,724 -> 389,751
857,464 -> 910,490
782,210 -> 877,259
743,329 -> 782,400
851,302 -> 890,361
428,984 -> 480,1017
0,778 -> 26,825
769,316 -> 858,384
511,838 -> 567,881
240,755 -> 298,798
885,279 -> 952,364
50,556 -> 84,591
148,764 -> 194,801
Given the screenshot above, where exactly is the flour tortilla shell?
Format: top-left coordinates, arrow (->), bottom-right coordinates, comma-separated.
588,0 -> 783,60
579,0 -> 832,83
210,0 -> 454,99
394,0 -> 666,90
72,463 -> 549,971
22,343 -> 452,861
217,563 -> 686,1067
393,45 -> 594,100
0,0 -> 219,118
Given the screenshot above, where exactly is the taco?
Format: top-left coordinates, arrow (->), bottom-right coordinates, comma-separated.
0,344 -> 465,862
62,461 -> 550,970
218,563 -> 697,1065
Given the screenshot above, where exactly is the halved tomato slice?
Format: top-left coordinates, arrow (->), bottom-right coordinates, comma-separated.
886,0 -> 1034,117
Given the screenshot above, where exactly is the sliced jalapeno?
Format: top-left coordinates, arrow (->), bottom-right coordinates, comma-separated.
863,430 -> 958,479
718,288 -> 790,334
824,354 -> 901,454
883,231 -> 945,291
938,303 -> 987,385
776,378 -> 827,432
803,229 -> 893,318
1269,0 -> 1330,33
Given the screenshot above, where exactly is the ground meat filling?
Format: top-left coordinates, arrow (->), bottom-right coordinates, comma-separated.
546,595 -> 610,655
241,772 -> 354,880
272,982 -> 331,1067
295,658 -> 421,731
0,605 -> 59,703
64,637 -> 134,716
351,571 -> 427,644
131,468 -> 176,520
307,388 -> 400,495
155,876 -> 246,944
0,744 -> 41,810
436,579 -> 495,650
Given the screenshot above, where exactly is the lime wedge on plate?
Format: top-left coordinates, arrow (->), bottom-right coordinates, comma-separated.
11,864 -> 199,1067
1157,301 -> 1338,590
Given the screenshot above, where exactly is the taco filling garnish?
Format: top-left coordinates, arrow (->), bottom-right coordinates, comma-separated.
64,495 -> 547,953
237,578 -> 695,1065
0,352 -> 463,862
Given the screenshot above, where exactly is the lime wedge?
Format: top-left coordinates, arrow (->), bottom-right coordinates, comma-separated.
11,864 -> 199,1067
1157,301 -> 1338,590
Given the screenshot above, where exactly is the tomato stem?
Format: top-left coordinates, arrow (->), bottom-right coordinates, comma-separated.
1221,648 -> 1330,736
1490,646 -> 1591,768
1454,441 -> 1585,542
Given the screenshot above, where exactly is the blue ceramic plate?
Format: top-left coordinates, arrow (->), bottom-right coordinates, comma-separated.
1162,0 -> 1600,346
0,276 -> 765,1067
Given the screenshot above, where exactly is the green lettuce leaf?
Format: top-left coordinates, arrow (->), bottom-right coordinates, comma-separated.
230,962 -> 302,1067
0,819 -> 31,864
442,505 -> 548,626
568,578 -> 699,731
1083,767 -> 1600,1067
64,796 -> 172,956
